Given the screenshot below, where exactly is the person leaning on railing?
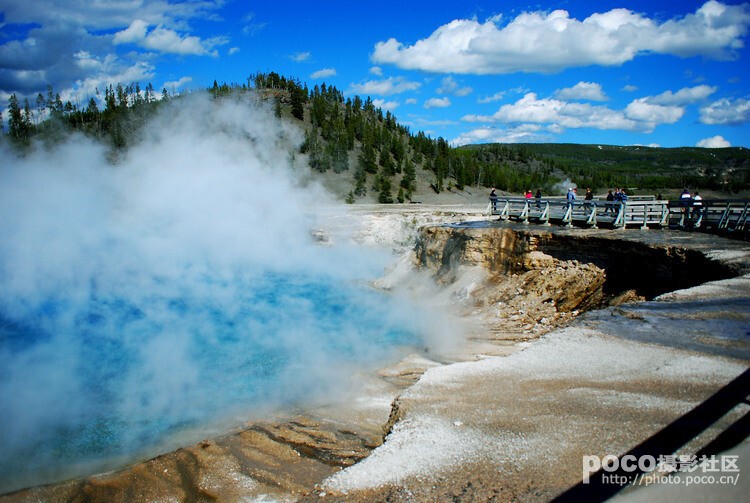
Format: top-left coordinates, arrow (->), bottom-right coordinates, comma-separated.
489,187 -> 498,213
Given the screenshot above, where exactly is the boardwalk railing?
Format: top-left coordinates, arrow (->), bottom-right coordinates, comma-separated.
489,197 -> 669,229
668,199 -> 749,232
489,196 -> 749,234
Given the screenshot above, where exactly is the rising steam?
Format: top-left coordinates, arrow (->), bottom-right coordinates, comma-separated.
0,93 -> 449,492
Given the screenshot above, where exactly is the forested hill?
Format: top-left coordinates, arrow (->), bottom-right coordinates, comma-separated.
3,72 -> 749,202
459,143 -> 750,195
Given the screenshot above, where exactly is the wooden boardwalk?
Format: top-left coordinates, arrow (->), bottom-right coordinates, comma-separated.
489,196 -> 750,236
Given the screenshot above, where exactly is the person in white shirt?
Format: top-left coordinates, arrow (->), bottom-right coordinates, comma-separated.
692,191 -> 703,217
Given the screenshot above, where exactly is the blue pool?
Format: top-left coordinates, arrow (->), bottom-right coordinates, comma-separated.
0,259 -> 423,492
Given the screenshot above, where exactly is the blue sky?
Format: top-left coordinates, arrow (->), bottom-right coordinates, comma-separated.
1,0 -> 749,148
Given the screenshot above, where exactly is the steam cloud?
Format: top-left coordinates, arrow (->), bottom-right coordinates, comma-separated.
0,93 -> 444,492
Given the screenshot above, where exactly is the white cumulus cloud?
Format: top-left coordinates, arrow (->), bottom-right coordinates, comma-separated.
437,76 -> 473,97
462,92 -> 681,133
624,98 -> 685,125
311,68 -> 336,79
0,0 -> 223,99
699,97 -> 750,125
349,76 -> 421,96
646,85 -> 717,105
697,135 -> 731,147
478,91 -> 506,104
424,97 -> 451,109
554,82 -> 608,101
162,76 -> 193,94
452,125 -> 552,145
145,26 -> 218,56
372,99 -> 400,111
290,52 -> 311,62
372,1 -> 750,74
113,20 -> 148,44
113,21 -> 222,56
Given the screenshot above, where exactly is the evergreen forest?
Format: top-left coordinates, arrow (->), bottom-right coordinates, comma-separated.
3,72 -> 749,202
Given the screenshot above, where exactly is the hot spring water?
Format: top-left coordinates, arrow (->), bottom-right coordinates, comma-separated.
0,94 -> 437,493
0,257 -> 422,492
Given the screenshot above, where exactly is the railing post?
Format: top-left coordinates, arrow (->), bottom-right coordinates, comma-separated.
614,202 -> 625,228
718,202 -> 731,229
500,200 -> 509,220
735,203 -> 749,231
586,202 -> 597,228
659,202 -> 669,227
563,202 -> 573,227
520,200 -> 529,223
640,203 -> 649,230
540,201 -> 550,225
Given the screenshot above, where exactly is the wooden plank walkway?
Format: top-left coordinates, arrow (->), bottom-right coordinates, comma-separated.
489,196 -> 750,236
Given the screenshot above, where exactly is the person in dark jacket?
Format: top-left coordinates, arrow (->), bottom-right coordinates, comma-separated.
605,190 -> 614,212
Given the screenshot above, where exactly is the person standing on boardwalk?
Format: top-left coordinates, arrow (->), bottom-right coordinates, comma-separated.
535,188 -> 542,209
692,191 -> 703,217
680,188 -> 692,206
605,190 -> 615,212
566,188 -> 576,208
680,188 -> 692,217
584,188 -> 594,209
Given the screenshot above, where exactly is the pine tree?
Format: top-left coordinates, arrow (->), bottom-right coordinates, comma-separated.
378,145 -> 394,175
359,140 -> 378,174
23,98 -> 32,130
35,93 -> 45,127
55,93 -> 65,118
46,85 -> 55,115
86,97 -> 99,114
7,93 -> 24,138
378,175 -> 394,204
354,166 -> 367,196
290,86 -> 306,120
116,84 -> 127,108
106,85 -> 117,109
401,158 -> 416,195
435,154 -> 447,192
